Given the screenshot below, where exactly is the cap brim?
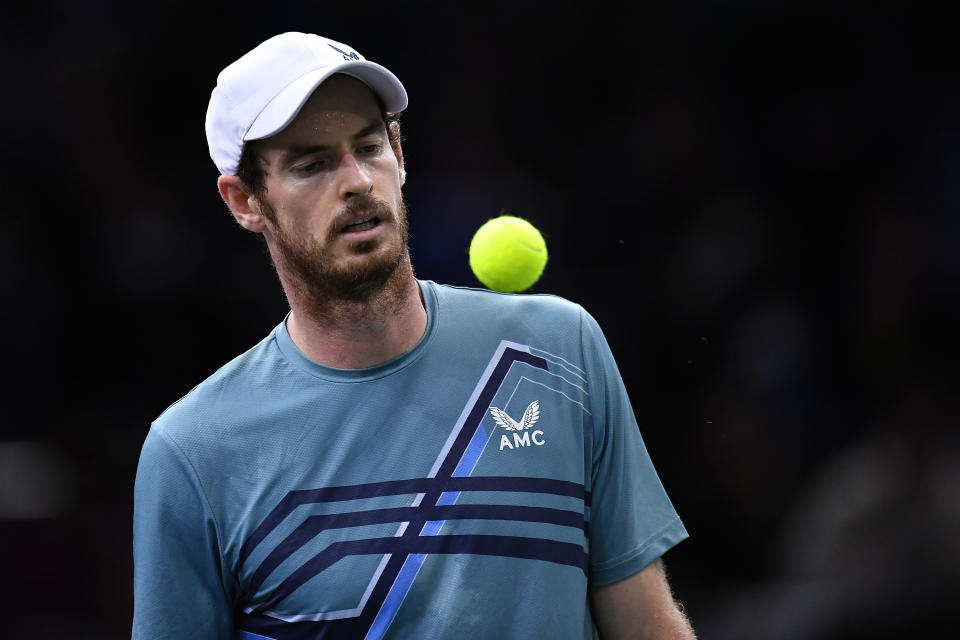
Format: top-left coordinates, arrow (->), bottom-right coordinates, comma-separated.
244,60 -> 407,142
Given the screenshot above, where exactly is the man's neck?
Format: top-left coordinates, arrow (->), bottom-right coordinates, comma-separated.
284,260 -> 427,369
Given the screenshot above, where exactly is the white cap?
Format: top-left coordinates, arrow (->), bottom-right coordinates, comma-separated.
205,32 -> 408,175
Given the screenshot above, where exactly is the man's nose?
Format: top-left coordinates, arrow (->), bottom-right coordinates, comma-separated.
338,153 -> 374,199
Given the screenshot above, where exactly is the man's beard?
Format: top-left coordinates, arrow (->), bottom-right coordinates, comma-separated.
263,193 -> 410,307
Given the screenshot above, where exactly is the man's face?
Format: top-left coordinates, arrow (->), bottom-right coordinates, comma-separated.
252,74 -> 408,301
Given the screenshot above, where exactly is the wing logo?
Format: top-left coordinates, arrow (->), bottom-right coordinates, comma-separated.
327,43 -> 361,61
489,401 -> 546,450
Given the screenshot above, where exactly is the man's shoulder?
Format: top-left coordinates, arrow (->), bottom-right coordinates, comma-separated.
425,280 -> 585,321
151,324 -> 284,444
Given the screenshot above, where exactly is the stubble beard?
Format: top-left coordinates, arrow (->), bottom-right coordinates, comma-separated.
263,194 -> 412,317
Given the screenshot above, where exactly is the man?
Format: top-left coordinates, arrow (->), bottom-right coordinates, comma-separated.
133,32 -> 695,640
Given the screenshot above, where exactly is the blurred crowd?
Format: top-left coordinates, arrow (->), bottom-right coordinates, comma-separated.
1,2 -> 957,638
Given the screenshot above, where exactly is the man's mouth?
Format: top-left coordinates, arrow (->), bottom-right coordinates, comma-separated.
341,216 -> 380,233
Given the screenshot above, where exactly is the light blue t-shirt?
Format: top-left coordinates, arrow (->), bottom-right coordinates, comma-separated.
133,280 -> 688,639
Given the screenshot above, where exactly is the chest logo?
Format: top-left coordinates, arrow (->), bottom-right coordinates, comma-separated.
490,400 -> 546,450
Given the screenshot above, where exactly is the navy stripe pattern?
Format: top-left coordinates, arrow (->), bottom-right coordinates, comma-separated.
235,347 -> 590,639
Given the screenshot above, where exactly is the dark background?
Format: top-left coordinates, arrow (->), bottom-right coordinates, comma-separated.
2,2 -> 958,638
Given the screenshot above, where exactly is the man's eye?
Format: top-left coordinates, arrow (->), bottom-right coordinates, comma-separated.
358,143 -> 381,155
294,160 -> 325,173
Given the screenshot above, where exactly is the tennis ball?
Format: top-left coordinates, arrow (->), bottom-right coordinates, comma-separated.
469,215 -> 548,293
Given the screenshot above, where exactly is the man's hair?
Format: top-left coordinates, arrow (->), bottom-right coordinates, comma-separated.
236,111 -> 403,204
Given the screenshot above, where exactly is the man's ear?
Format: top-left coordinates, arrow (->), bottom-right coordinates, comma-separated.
388,120 -> 406,186
217,174 -> 266,233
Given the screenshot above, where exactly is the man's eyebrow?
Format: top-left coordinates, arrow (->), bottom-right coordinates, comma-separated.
279,120 -> 385,162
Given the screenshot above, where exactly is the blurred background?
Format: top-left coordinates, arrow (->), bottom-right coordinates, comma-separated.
2,1 -> 958,638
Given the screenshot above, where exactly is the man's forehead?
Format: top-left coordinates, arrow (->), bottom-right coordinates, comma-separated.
263,78 -> 385,148
299,74 -> 384,119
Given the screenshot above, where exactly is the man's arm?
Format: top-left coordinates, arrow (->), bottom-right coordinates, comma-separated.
590,559 -> 696,640
133,427 -> 235,639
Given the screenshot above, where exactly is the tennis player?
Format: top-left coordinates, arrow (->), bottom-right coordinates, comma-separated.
132,32 -> 696,640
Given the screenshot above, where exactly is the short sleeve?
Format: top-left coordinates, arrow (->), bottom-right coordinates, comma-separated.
580,308 -> 689,586
132,426 -> 236,639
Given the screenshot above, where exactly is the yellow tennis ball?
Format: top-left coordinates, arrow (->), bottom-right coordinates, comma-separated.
469,215 -> 548,293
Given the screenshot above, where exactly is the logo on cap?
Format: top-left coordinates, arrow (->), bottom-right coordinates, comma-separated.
328,43 -> 360,61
